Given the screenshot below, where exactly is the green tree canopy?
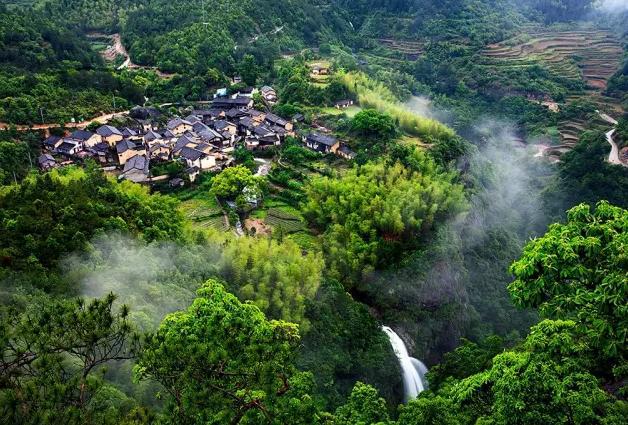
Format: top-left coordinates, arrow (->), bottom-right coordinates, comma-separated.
509,201 -> 627,364
220,237 -> 323,329
333,382 -> 391,425
0,141 -> 32,185
303,151 -> 465,284
350,109 -> 398,144
452,320 -> 625,425
0,165 -> 183,272
136,279 -> 307,424
210,165 -> 262,200
0,294 -> 137,424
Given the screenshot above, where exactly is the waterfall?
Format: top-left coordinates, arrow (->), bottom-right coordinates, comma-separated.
382,326 -> 428,402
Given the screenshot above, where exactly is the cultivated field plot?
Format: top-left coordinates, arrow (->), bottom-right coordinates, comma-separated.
482,28 -> 623,90
377,39 -> 424,59
264,208 -> 306,234
179,198 -> 229,231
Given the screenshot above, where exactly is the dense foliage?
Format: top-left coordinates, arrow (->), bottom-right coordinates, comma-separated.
0,6 -> 141,124
510,201 -> 627,367
221,237 -> 323,328
0,294 -> 139,424
2,1 -> 627,423
210,165 -> 263,204
548,131 -> 628,209
136,279 -> 313,424
303,150 -> 465,284
0,166 -> 183,271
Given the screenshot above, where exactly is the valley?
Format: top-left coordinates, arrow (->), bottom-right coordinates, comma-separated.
0,1 -> 627,424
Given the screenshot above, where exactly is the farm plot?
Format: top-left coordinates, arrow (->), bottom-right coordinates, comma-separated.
264,208 -> 306,234
180,198 -> 228,231
377,38 -> 424,59
482,28 -> 623,91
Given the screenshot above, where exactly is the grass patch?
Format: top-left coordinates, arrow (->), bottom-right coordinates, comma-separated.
286,232 -> 321,252
179,196 -> 226,230
319,105 -> 362,118
339,72 -> 455,142
399,134 -> 429,147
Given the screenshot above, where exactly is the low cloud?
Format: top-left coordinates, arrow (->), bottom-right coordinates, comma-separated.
403,95 -> 452,125
597,0 -> 628,13
62,234 -> 221,330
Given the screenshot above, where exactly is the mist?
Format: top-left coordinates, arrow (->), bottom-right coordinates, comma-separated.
62,234 -> 221,330
597,0 -> 628,13
403,95 -> 452,125
366,110 -> 553,363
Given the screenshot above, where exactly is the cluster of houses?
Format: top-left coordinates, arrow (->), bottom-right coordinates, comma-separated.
39,93 -> 356,184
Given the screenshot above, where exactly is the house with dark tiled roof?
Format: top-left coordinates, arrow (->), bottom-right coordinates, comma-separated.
213,120 -> 237,136
260,86 -> 277,103
167,118 -> 193,136
38,154 -> 56,170
169,177 -> 185,188
233,87 -> 256,98
185,115 -> 202,124
334,99 -> 354,109
226,108 -> 248,120
116,139 -> 145,165
149,142 -> 170,161
144,130 -> 162,144
96,125 -> 124,146
304,132 -> 339,154
197,128 -> 223,144
179,147 -> 216,170
173,134 -> 196,155
195,143 -> 213,154
246,109 -> 266,123
238,116 -> 258,134
43,135 -> 63,151
88,142 -> 111,164
185,166 -> 200,182
122,127 -> 139,138
120,155 -> 150,183
192,121 -> 211,133
192,109 -> 224,121
264,113 -> 293,132
246,125 -> 279,149
57,140 -> 81,156
160,129 -> 174,139
337,143 -> 357,160
68,130 -> 101,148
211,96 -> 254,110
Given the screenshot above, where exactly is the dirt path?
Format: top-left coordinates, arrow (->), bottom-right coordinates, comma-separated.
90,32 -> 174,77
0,110 -> 130,131
605,129 -> 622,165
598,111 -> 626,167
0,100 -> 219,132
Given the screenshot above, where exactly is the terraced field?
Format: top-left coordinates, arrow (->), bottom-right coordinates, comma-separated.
377,39 -> 423,59
484,26 -> 624,157
482,28 -> 623,91
179,198 -> 229,231
544,114 -> 611,161
264,208 -> 306,234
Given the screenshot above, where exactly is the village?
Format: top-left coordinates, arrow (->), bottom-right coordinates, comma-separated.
37,80 -> 357,187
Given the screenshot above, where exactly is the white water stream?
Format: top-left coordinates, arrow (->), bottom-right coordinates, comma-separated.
382,326 -> 428,402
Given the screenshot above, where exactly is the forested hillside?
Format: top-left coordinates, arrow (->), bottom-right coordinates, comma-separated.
1,0 -> 627,423
0,5 -> 144,124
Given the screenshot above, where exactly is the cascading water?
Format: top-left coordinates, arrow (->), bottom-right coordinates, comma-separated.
382,326 -> 428,402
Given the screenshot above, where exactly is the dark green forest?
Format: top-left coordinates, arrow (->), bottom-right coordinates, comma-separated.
1,0 -> 627,424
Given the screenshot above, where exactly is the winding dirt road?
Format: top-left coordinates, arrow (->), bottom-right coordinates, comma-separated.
597,111 -> 626,167
0,100 -> 218,132
0,110 -> 130,131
